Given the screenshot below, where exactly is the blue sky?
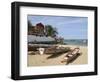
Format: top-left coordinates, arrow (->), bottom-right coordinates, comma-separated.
28,15 -> 88,39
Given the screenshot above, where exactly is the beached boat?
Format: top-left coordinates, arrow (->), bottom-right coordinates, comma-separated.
61,48 -> 82,64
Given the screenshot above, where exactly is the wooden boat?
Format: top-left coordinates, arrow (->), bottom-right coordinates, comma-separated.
44,46 -> 70,54
61,48 -> 81,64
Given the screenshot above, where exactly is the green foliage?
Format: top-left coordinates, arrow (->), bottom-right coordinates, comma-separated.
28,20 -> 33,30
45,25 -> 58,37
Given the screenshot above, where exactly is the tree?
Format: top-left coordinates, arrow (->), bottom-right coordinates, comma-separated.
45,25 -> 58,38
28,20 -> 33,30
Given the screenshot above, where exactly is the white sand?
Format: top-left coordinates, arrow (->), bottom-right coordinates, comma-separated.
27,45 -> 88,66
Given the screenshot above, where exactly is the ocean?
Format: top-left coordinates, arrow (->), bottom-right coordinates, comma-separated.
64,39 -> 88,46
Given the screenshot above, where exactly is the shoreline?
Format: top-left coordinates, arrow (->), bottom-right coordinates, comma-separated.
28,43 -> 87,48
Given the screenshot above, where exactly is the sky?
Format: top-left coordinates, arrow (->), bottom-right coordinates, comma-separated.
28,15 -> 88,39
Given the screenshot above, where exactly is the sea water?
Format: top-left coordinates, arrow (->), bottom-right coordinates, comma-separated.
64,39 -> 88,46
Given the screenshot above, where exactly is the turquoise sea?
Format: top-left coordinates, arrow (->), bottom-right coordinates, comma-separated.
64,39 -> 88,46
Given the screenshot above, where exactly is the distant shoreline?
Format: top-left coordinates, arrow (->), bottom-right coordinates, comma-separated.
28,43 -> 88,47
28,35 -> 88,46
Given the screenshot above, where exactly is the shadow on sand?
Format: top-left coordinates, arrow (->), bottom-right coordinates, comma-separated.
47,51 -> 68,59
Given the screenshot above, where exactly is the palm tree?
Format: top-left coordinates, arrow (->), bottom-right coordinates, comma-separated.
45,25 -> 58,38
45,25 -> 58,43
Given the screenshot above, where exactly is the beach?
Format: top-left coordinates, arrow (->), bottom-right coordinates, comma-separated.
27,45 -> 88,66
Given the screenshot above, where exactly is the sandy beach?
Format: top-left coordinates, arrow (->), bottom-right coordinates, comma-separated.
27,45 -> 88,66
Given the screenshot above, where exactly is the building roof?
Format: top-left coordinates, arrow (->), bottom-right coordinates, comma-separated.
36,23 -> 44,28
